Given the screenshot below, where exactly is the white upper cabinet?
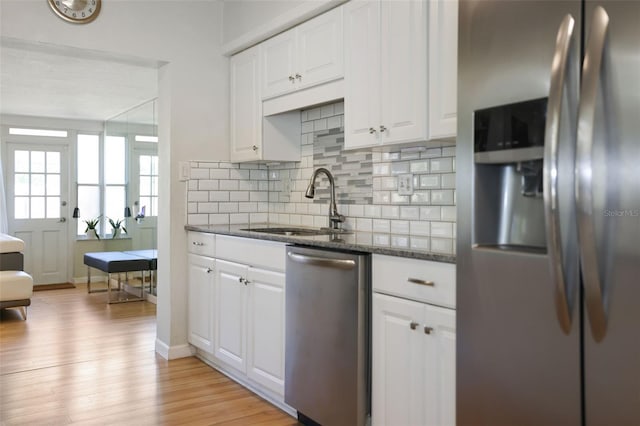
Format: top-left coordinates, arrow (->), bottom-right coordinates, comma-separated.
261,6 -> 344,100
230,45 -> 262,162
344,0 -> 458,149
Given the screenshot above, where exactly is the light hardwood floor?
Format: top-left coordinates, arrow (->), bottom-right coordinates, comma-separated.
0,284 -> 298,425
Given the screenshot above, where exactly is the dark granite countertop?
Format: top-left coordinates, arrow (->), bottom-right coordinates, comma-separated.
185,224 -> 456,264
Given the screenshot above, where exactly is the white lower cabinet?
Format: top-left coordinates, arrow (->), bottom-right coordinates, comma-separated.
372,284 -> 456,425
187,253 -> 215,354
213,258 -> 286,396
373,293 -> 456,426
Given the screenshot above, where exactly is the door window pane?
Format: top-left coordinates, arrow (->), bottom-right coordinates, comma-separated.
31,151 -> 45,173
15,151 -> 29,172
152,156 -> 158,175
78,134 -> 99,184
140,155 -> 151,175
31,174 -> 46,196
47,197 -> 60,219
47,174 -> 61,196
15,197 -> 29,219
47,152 -> 61,173
31,197 -> 45,219
104,136 -> 125,184
152,197 -> 158,216
15,174 -> 29,196
140,176 -> 151,196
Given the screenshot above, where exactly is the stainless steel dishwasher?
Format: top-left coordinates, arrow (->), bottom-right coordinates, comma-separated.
285,245 -> 370,426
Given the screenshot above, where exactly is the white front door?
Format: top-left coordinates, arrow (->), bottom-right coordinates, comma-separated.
6,143 -> 69,285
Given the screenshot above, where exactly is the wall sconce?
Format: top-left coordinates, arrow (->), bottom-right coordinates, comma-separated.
124,206 -> 132,218
72,207 -> 80,218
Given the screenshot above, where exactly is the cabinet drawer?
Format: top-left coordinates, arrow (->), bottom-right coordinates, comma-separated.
216,235 -> 285,272
372,254 -> 455,308
188,232 -> 215,257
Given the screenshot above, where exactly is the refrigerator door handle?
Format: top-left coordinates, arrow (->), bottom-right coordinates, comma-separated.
543,14 -> 578,334
576,6 -> 610,342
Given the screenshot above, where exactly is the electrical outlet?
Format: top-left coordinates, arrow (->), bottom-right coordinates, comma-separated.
398,173 -> 414,195
178,161 -> 190,181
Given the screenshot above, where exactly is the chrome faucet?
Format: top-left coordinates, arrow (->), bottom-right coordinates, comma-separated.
305,167 -> 345,230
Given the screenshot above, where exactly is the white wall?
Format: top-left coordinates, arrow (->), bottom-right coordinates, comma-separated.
0,0 -> 229,358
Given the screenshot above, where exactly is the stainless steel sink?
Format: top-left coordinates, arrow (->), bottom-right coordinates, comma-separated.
241,227 -> 352,236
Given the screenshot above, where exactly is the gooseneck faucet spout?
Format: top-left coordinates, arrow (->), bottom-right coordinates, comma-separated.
305,167 -> 345,230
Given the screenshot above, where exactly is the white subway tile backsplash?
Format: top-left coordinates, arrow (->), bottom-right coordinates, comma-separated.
400,206 -> 420,220
410,221 -> 430,236
410,236 -> 430,250
186,100 -> 457,254
420,206 -> 442,220
431,190 -> 455,205
219,180 -> 239,191
210,169 -> 230,179
391,161 -> 410,174
198,180 -> 219,190
419,175 -> 440,188
410,160 -> 429,173
431,237 -> 454,254
188,191 -> 209,202
391,220 -> 409,234
190,168 -> 209,180
381,205 -> 399,219
431,222 -> 454,238
198,203 -> 218,214
430,157 -> 454,173
209,191 -> 230,202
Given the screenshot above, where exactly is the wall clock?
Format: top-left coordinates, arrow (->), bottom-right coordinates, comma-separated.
48,0 -> 101,24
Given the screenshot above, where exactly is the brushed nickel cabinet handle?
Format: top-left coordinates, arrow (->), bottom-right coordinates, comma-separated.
369,127 -> 376,134
410,321 -> 419,330
206,268 -> 213,274
295,73 -> 301,80
424,326 -> 434,335
289,75 -> 295,82
379,125 -> 387,132
192,241 -> 204,246
408,278 -> 435,287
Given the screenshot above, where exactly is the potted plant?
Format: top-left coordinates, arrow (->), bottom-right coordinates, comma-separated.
108,218 -> 127,239
84,216 -> 101,240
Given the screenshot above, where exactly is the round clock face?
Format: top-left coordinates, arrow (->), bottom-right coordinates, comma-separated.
48,0 -> 101,24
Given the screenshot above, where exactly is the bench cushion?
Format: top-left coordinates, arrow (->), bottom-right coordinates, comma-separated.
0,234 -> 25,254
123,250 -> 157,270
84,252 -> 150,273
0,271 -> 34,301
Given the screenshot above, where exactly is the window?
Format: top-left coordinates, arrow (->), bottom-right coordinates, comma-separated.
9,128 -> 68,138
76,134 -> 128,236
14,150 -> 61,219
139,155 -> 159,217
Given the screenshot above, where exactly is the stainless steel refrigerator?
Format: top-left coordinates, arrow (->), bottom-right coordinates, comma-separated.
457,0 -> 640,425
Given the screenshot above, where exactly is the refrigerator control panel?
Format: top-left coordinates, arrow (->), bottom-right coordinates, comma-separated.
474,97 -> 547,153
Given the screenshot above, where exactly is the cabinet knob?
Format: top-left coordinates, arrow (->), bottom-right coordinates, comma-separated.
238,277 -> 244,284
289,75 -> 295,82
369,127 -> 377,134
379,125 -> 387,132
424,326 -> 434,335
206,268 -> 213,274
410,321 -> 419,330
295,73 -> 301,80
252,145 -> 258,152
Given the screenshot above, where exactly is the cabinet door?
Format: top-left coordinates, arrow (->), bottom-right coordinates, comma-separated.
344,0 -> 381,149
296,6 -> 344,89
246,266 -> 286,396
261,29 -> 296,99
230,45 -> 262,162
372,293 -> 425,426
428,0 -> 458,139
187,254 -> 215,354
380,0 -> 427,145
423,304 -> 456,426
214,259 -> 247,372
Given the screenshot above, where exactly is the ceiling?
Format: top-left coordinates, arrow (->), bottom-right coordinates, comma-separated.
0,38 -> 160,122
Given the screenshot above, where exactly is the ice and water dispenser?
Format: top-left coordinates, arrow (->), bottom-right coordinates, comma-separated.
473,98 -> 548,252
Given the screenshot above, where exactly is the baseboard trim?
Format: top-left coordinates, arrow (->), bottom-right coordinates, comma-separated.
33,283 -> 76,291
155,340 -> 195,360
73,276 -> 107,284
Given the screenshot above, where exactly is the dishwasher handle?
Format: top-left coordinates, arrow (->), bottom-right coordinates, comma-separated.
287,251 -> 356,270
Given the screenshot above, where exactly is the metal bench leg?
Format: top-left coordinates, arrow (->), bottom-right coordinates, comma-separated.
87,266 -> 91,293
